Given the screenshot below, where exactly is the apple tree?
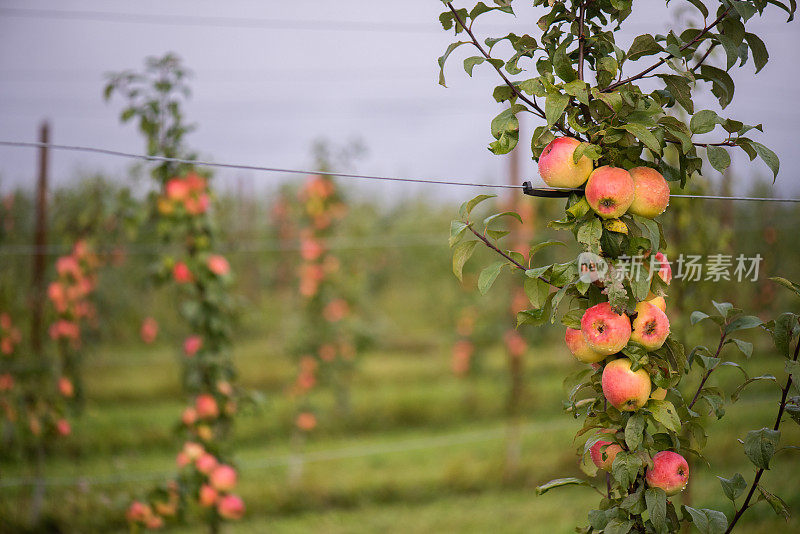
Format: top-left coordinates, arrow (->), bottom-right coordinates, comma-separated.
440,1 -> 797,532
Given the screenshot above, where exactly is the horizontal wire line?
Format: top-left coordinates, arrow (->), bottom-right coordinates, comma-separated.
0,141 -> 518,190
1,140 -> 799,202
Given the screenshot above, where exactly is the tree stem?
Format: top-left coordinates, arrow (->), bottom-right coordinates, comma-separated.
688,331 -> 726,410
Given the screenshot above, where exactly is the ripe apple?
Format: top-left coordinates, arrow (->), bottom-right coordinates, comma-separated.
195,452 -> 218,475
647,295 -> 666,312
646,451 -> 690,495
210,464 -> 237,492
580,302 -> 632,356
590,439 -> 623,471
630,302 -> 670,351
217,494 -> 245,520
585,166 -> 635,219
602,357 -> 651,411
627,167 -> 670,218
195,394 -> 219,419
199,484 -> 217,508
648,252 -> 672,285
537,137 -> 594,187
565,328 -> 606,363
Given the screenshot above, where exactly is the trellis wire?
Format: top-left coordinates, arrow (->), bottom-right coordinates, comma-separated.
1,140 -> 799,202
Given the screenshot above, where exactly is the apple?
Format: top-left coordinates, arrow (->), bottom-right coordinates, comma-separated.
183,335 -> 203,357
649,252 -> 672,285
565,328 -> 606,363
537,137 -> 594,188
195,394 -> 219,419
646,451 -> 690,495
585,166 -> 635,219
580,302 -> 632,356
627,167 -> 670,218
207,255 -> 230,276
590,439 -> 623,471
217,494 -> 245,520
210,464 -> 237,492
647,295 -> 666,312
602,357 -> 651,411
199,484 -> 217,508
630,302 -> 670,351
195,452 -> 218,475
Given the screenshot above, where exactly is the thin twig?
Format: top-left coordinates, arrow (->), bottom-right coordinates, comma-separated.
724,326 -> 800,533
466,224 -> 560,289
602,7 -> 732,92
688,332 -> 726,410
691,43 -> 717,73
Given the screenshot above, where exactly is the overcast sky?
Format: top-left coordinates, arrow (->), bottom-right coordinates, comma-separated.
0,0 -> 797,201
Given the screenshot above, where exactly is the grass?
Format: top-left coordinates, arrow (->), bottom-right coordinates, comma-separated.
1,332 -> 798,533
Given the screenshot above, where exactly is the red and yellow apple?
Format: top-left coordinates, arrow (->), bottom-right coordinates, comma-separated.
537,137 -> 594,188
565,327 -> 606,363
646,450 -> 690,495
630,302 -> 670,351
647,295 -> 666,312
210,464 -> 237,492
590,439 -> 623,471
602,357 -> 651,411
585,166 -> 635,219
627,167 -> 670,218
217,494 -> 245,520
580,302 -> 632,356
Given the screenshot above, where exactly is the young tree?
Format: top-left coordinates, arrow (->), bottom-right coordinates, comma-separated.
441,1 -> 796,532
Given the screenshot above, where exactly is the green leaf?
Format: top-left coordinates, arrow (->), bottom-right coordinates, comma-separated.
625,413 -> 646,451
648,399 -> 682,433
750,140 -> 780,180
707,145 -> 731,173
725,315 -> 762,334
529,240 -> 566,257
452,240 -> 478,281
438,41 -> 467,87
730,338 -> 753,358
744,33 -> 769,73
489,105 -> 524,155
770,277 -> 800,298
645,488 -> 667,532
744,428 -> 780,470
758,486 -> 791,521
620,123 -> 662,155
577,218 -> 603,252
770,312 -> 797,357
484,210 -> 523,227
449,220 -> 469,247
659,74 -> 694,114
718,473 -> 747,501
459,194 -> 496,219
786,359 -> 800,377
535,477 -> 591,495
627,34 -> 664,61
691,311 -> 711,325
683,506 -> 729,534
553,40 -> 578,82
564,80 -> 590,105
731,375 -> 777,402
524,277 -> 551,309
699,65 -> 735,109
632,215 -> 660,252
690,110 -> 723,134
463,56 -> 485,76
605,518 -> 634,534
478,261 -> 506,295
612,451 -> 643,488
545,92 -> 570,128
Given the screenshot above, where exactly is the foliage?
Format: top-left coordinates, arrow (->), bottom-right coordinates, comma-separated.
441,1 -> 796,532
106,53 -> 244,531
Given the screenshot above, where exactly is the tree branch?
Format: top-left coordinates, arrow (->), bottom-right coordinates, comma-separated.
602,7 -> 731,93
446,2 -> 578,139
578,2 -> 587,82
688,331 -> 726,410
724,326 -> 800,534
466,223 -> 560,289
691,43 -> 717,73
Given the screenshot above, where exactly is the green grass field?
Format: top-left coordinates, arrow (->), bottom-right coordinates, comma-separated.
1,330 -> 798,533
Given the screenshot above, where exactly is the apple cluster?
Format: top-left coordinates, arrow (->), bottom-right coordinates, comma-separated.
543,137 -> 690,496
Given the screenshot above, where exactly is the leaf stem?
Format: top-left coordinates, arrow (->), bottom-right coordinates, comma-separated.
724,327 -> 800,533
688,331 -> 727,410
